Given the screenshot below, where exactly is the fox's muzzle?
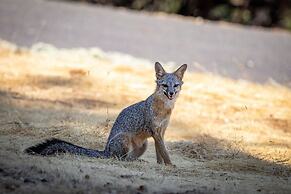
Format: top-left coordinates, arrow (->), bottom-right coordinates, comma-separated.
163,91 -> 175,100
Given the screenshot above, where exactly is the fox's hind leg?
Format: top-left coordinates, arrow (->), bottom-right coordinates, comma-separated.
126,140 -> 148,161
106,133 -> 148,161
106,133 -> 131,160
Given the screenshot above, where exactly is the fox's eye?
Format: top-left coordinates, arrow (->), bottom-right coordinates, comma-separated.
162,84 -> 168,88
174,84 -> 179,87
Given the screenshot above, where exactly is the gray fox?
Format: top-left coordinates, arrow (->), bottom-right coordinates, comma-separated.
25,62 -> 187,165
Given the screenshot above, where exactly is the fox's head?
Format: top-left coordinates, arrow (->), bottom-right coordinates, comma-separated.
154,62 -> 187,101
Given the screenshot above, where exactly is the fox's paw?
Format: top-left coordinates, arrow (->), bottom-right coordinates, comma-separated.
165,163 -> 176,168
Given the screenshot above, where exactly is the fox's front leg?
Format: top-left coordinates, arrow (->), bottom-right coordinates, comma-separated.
152,131 -> 172,165
155,141 -> 163,164
155,129 -> 166,164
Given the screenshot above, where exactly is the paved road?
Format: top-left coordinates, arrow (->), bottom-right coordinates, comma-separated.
0,0 -> 291,85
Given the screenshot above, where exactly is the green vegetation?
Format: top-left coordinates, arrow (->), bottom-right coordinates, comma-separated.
66,0 -> 291,30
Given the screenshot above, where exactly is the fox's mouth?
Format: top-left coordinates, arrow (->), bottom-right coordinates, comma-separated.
163,91 -> 174,100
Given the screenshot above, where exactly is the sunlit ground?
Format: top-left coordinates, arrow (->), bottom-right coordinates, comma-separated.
0,40 -> 290,193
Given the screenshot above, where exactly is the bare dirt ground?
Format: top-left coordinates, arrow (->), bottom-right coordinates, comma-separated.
0,40 -> 291,194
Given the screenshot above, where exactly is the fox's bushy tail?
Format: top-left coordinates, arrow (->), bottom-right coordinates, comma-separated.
25,138 -> 107,158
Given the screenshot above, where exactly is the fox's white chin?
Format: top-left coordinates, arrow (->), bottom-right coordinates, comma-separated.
167,96 -> 174,100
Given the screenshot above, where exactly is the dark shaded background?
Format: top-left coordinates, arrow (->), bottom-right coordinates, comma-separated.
1,0 -> 291,85
62,0 -> 291,30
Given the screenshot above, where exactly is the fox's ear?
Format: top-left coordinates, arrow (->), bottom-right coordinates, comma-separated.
155,62 -> 166,80
174,64 -> 187,80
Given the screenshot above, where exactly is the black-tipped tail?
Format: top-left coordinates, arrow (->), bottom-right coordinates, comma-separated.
25,138 -> 107,158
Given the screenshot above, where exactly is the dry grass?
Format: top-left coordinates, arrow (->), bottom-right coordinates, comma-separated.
0,40 -> 291,194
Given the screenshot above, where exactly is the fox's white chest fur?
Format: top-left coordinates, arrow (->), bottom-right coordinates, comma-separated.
153,114 -> 170,128
164,98 -> 176,109
152,100 -> 173,130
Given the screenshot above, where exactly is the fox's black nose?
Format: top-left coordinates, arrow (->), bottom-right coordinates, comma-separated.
169,92 -> 174,96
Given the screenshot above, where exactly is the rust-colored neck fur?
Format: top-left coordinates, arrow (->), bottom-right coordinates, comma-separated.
152,92 -> 174,118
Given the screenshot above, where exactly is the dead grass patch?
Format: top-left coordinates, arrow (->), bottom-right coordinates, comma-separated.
0,40 -> 291,193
